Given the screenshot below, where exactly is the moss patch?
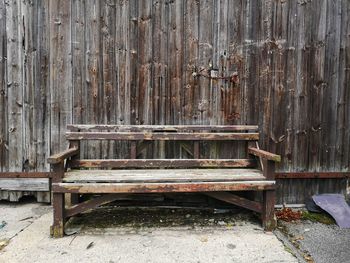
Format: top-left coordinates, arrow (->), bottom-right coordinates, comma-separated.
301,211 -> 335,225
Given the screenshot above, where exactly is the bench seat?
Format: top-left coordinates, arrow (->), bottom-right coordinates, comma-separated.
53,180 -> 275,194
63,169 -> 266,183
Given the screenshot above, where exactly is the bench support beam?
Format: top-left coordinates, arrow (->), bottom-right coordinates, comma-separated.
65,194 -> 124,218
205,192 -> 262,213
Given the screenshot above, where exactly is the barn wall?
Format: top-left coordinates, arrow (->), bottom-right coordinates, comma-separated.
0,0 -> 349,203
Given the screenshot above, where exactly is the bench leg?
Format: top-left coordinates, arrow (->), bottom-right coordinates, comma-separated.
50,193 -> 65,238
262,190 -> 276,231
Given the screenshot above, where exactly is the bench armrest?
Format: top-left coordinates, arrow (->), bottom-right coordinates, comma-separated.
248,147 -> 281,162
48,147 -> 79,164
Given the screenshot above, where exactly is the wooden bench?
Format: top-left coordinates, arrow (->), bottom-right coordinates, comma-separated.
48,125 -> 281,237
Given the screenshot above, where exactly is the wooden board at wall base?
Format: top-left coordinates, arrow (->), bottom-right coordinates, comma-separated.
0,178 -> 50,191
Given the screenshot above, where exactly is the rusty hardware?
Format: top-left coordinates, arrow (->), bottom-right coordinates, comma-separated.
192,68 -> 239,84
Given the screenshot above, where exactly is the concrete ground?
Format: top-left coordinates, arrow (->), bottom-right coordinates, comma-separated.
0,200 -> 297,263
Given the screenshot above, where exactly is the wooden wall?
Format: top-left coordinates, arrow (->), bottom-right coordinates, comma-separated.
0,0 -> 349,203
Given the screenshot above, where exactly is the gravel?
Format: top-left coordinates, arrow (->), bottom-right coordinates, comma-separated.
282,221 -> 350,263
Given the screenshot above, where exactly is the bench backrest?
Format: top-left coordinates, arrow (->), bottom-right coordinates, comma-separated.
66,125 -> 259,169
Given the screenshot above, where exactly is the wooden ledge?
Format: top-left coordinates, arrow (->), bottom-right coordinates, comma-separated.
248,147 -> 281,162
48,147 -> 79,164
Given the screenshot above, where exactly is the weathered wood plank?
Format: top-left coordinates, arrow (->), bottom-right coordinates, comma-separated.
6,0 -> 23,172
168,0 -> 183,124
53,181 -> 276,194
138,0 -> 152,125
0,178 -> 49,191
0,172 -> 52,178
248,147 -> 281,162
70,159 -> 257,169
66,132 -> 259,141
67,124 -> 259,132
0,0 -> 7,172
183,0 -> 199,124
84,0 -> 102,159
65,194 -> 122,218
205,192 -> 262,213
34,0 -> 50,172
63,168 -> 265,183
49,0 -> 72,157
276,172 -> 350,179
47,147 -> 79,164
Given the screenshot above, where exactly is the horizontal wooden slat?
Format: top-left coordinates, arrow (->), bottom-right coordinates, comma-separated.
248,147 -> 281,162
53,181 -> 275,194
69,159 -> 257,169
48,147 -> 79,164
276,172 -> 350,179
67,124 -> 259,132
63,169 -> 265,183
0,178 -> 50,191
66,132 -> 259,141
0,172 -> 52,178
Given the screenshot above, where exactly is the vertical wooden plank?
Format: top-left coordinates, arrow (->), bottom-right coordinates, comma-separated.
308,0 -> 327,172
101,0 -> 116,158
0,0 -> 7,171
270,0 -> 288,166
49,0 -> 72,156
168,0 -> 183,125
197,0 -> 213,125
197,0 -> 214,159
343,1 -> 350,171
168,0 -> 184,158
84,0 -> 101,158
6,0 -> 23,172
277,0 -> 297,203
294,1 -> 309,171
129,0 -> 139,125
183,0 -> 199,125
35,0 -> 50,172
304,0 -> 327,204
321,0 -> 341,171
151,1 -> 164,121
152,0 -> 167,158
214,0 -> 228,126
115,0 -> 131,159
335,0 -> 347,171
138,0 -> 153,125
72,0 -> 85,125
22,0 -> 35,172
210,0 -> 228,159
116,0 -> 129,125
71,0 -> 85,159
225,0 -> 244,159
290,1 -> 309,202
